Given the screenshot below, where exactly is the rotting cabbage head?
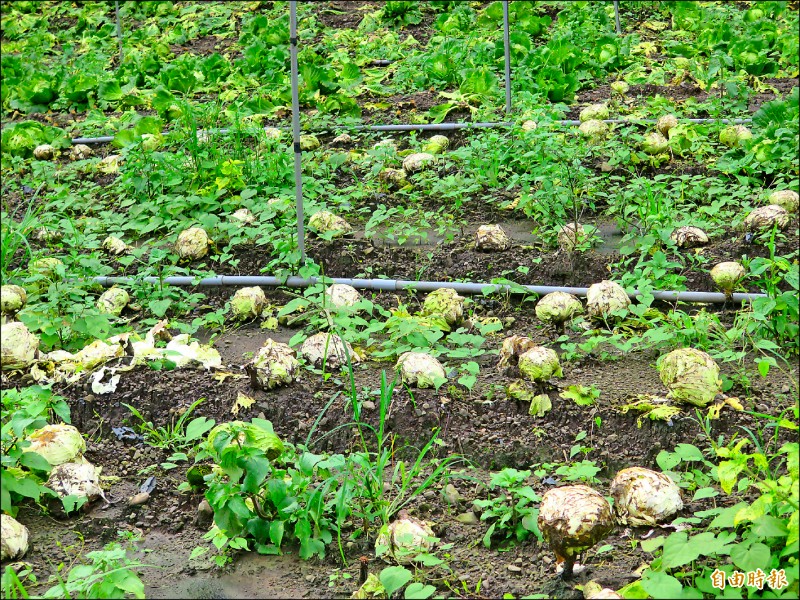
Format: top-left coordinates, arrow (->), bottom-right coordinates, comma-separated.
768,190 -> 798,213
557,222 -> 596,251
538,485 -> 614,567
101,235 -> 129,256
29,257 -> 63,280
579,104 -> 610,122
1,321 -> 39,371
656,114 -> 678,137
23,423 -> 86,466
719,124 -> 753,148
586,280 -> 630,321
230,287 -> 267,320
378,168 -> 409,189
535,292 -> 583,329
332,133 -> 352,146
300,332 -> 359,369
743,204 -> 790,231
578,119 -> 609,140
175,227 -> 210,260
245,339 -> 298,390
475,224 -> 511,251
231,208 -> 256,225
46,460 -> 105,504
710,261 -> 745,297
518,346 -> 563,383
421,288 -> 464,327
402,152 -> 435,173
264,127 -> 282,141
497,335 -> 536,370
309,211 -> 352,237
1,285 -> 27,315
96,286 -> 130,316
206,421 -> 284,460
422,135 -> 449,154
1,514 -> 29,561
69,144 -> 93,160
97,154 -> 122,174
376,515 -> 436,565
299,135 -> 320,151
521,119 -> 538,131
670,226 -> 709,248
325,284 -> 362,309
610,467 -> 683,526
610,81 -> 629,95
33,144 -> 56,160
658,348 -> 721,407
396,351 -> 446,389
641,132 -> 669,155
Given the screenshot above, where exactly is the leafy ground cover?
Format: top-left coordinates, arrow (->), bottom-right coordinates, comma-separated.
1,1 -> 798,599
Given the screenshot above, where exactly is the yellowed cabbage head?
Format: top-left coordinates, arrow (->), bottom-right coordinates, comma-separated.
246,339 -> 299,390
175,227 -> 210,260
611,467 -> 683,526
376,516 -> 436,565
658,348 -> 721,407
396,351 -> 446,389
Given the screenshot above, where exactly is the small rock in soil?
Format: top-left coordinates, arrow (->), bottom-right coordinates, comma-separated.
128,492 -> 150,506
442,483 -> 462,505
507,564 -> 522,573
362,400 -> 376,411
455,511 -> 479,525
196,499 -> 214,528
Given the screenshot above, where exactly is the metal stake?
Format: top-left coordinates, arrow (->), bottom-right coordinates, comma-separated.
613,0 -> 622,34
289,1 -> 306,263
503,1 -> 512,114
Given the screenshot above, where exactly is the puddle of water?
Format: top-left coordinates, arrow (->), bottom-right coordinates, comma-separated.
594,221 -> 624,255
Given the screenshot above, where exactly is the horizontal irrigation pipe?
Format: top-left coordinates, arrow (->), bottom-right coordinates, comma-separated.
70,117 -> 753,145
91,275 -> 765,304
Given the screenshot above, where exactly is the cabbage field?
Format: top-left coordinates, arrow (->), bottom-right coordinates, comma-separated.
1,1 -> 799,598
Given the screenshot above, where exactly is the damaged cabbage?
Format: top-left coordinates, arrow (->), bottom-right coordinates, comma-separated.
538,485 -> 614,578
768,189 -> 798,213
396,351 -> 446,389
579,104 -> 609,122
1,321 -> 39,371
497,335 -> 536,370
245,339 -> 299,390
47,460 -> 106,505
175,227 -> 210,260
518,346 -> 563,383
23,423 -> 86,466
743,204 -> 790,231
1,284 -> 27,316
96,286 -> 130,316
710,261 -> 745,298
421,288 -> 464,327
230,287 -> 267,320
301,332 -> 359,369
376,515 -> 436,565
324,284 -> 362,309
586,280 -> 630,321
402,152 -> 435,173
309,211 -> 352,237
610,467 -> 683,526
101,235 -> 129,256
658,348 -> 721,407
475,224 -> 511,251
1,514 -> 29,561
670,226 -> 709,248
535,292 -> 583,330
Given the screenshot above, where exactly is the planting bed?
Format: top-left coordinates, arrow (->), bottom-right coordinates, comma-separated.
1,1 -> 798,599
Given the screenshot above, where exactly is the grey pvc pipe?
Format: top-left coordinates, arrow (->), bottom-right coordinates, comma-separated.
503,1 -> 512,114
91,275 -> 765,304
613,0 -> 622,34
69,117 -> 754,145
289,1 -> 306,263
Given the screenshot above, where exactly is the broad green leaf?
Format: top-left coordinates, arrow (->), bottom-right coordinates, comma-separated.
380,566 -> 412,597
642,571 -> 683,599
661,532 -> 702,569
730,542 -> 771,572
405,582 -> 436,599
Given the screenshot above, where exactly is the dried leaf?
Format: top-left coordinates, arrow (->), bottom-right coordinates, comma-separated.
232,391 -> 255,416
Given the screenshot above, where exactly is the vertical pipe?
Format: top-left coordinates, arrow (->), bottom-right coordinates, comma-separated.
115,1 -> 123,60
502,0 -> 512,114
289,1 -> 306,263
613,0 -> 622,34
